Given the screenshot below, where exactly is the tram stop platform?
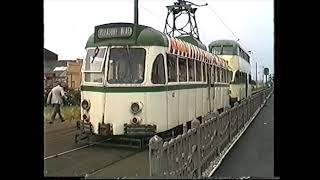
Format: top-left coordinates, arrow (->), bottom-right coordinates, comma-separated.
212,94 -> 274,178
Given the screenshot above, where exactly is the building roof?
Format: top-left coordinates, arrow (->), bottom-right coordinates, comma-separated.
43,48 -> 58,61
44,60 -> 67,74
53,66 -> 67,71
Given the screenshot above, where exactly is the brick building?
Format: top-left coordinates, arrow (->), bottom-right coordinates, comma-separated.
66,59 -> 82,90
44,48 -> 82,90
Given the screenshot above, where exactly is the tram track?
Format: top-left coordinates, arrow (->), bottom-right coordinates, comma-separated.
44,139 -> 143,177
44,122 -> 78,135
83,149 -> 144,177
44,138 -> 111,160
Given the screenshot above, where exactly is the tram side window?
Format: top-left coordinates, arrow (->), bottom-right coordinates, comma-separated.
235,71 -> 239,84
221,69 -> 224,83
217,67 -> 219,82
243,73 -> 245,83
167,54 -> 177,82
202,63 -> 207,82
220,68 -> 222,82
151,54 -> 165,84
212,66 -> 215,83
216,67 -> 218,82
227,70 -> 229,83
244,73 -> 248,83
241,73 -> 245,83
239,48 -> 243,59
249,74 -> 252,84
196,61 -> 202,81
216,67 -> 220,82
178,58 -> 187,82
207,65 -> 210,83
188,59 -> 195,81
225,70 -> 227,83
241,73 -> 244,83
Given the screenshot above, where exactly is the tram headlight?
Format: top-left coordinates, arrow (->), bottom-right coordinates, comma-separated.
131,102 -> 143,114
81,100 -> 90,110
131,116 -> 142,124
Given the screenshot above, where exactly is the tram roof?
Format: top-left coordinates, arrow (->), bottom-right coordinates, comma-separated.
176,36 -> 207,50
85,23 -> 168,48
208,39 -> 243,50
85,23 -> 207,50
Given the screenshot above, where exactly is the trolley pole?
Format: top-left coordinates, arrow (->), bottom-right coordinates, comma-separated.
134,0 -> 139,25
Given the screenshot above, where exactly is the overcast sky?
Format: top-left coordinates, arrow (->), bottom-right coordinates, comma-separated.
44,0 -> 274,80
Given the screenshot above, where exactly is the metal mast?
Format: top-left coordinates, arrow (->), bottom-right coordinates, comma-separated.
164,0 -> 207,40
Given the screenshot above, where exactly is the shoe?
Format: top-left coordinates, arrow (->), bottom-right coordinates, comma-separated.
61,119 -> 65,123
49,121 -> 53,124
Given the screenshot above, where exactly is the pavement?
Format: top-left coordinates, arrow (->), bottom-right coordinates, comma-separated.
212,94 -> 274,178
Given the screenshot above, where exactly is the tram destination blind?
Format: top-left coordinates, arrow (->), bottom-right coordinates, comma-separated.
96,26 -> 133,39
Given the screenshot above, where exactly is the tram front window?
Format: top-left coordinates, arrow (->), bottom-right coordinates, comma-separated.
84,48 -> 106,83
212,46 -> 222,55
222,45 -> 234,55
107,48 -> 146,84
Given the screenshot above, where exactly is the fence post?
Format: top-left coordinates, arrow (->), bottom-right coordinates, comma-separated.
233,102 -> 239,140
149,135 -> 163,177
183,123 -> 188,134
191,119 -> 201,178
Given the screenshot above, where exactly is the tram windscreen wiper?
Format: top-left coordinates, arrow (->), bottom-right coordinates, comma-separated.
91,47 -> 100,63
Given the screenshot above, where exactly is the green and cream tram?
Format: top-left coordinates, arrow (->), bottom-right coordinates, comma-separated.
79,23 -> 232,138
209,40 -> 252,105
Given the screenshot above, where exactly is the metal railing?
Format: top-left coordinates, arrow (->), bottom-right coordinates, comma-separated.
149,87 -> 273,178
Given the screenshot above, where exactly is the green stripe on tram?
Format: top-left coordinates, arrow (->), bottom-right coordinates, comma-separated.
81,83 -> 229,93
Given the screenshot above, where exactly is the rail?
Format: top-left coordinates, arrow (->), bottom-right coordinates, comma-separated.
148,87 -> 273,178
